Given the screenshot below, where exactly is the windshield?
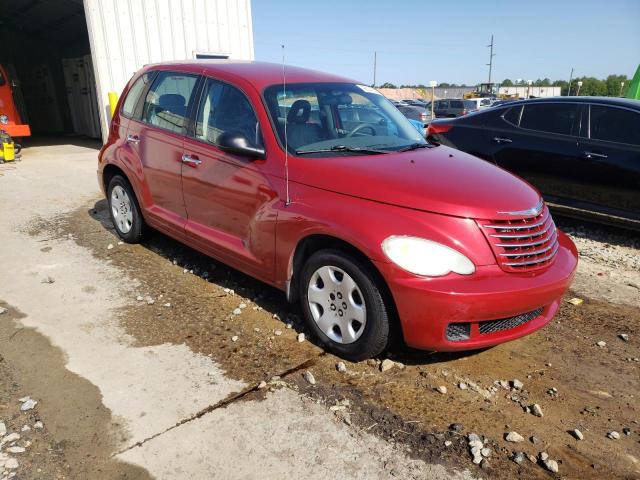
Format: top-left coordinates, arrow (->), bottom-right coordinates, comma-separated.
263,82 -> 426,156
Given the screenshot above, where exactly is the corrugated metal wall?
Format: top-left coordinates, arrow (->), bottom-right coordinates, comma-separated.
83,0 -> 254,141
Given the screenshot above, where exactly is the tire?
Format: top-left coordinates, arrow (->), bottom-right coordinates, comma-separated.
299,249 -> 390,361
107,175 -> 145,243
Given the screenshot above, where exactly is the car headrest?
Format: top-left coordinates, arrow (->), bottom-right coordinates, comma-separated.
158,94 -> 186,108
287,99 -> 311,124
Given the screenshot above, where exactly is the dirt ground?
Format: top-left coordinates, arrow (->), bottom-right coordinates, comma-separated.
49,199 -> 640,480
1,141 -> 639,479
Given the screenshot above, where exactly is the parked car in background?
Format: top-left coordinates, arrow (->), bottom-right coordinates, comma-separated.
99,61 -> 577,360
396,103 -> 432,128
465,97 -> 493,110
407,118 -> 427,137
427,97 -> 640,229
432,99 -> 477,117
403,99 -> 428,107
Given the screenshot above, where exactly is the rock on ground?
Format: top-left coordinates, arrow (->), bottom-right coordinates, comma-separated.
505,431 -> 524,443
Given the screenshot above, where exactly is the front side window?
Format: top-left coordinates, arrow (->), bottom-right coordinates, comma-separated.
590,105 -> 640,145
194,79 -> 261,146
122,72 -> 154,118
263,82 -> 424,155
519,103 -> 578,136
141,71 -> 198,134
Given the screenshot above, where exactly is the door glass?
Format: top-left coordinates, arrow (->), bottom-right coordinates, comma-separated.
503,106 -> 522,126
122,72 -> 154,118
195,79 -> 261,146
590,105 -> 640,145
141,71 -> 198,134
520,103 -> 578,136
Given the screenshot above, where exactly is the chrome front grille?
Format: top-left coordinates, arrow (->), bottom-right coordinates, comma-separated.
477,204 -> 559,272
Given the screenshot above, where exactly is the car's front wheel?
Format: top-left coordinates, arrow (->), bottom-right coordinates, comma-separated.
107,175 -> 145,243
299,249 -> 390,361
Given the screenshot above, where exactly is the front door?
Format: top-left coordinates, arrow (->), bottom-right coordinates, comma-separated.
490,102 -> 583,205
129,70 -> 199,236
181,78 -> 277,281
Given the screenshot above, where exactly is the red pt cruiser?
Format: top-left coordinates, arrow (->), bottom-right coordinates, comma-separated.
98,61 -> 578,361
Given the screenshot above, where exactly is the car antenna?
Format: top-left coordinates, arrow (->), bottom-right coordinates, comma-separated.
282,44 -> 291,206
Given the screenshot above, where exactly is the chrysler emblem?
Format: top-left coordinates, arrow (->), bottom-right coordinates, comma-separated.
498,199 -> 543,216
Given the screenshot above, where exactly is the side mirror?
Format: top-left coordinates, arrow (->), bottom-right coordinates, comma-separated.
217,131 -> 265,159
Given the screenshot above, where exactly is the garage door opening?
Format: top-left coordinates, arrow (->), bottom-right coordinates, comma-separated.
0,0 -> 101,145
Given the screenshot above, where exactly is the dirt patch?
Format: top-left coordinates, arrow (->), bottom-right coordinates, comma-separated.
0,301 -> 151,479
35,199 -> 640,480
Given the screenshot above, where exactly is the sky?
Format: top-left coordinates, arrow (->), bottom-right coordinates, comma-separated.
252,0 -> 640,86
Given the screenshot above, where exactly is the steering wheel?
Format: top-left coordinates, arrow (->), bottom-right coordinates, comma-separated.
346,123 -> 378,138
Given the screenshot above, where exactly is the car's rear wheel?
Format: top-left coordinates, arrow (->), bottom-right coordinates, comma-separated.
299,249 -> 390,361
107,175 -> 145,243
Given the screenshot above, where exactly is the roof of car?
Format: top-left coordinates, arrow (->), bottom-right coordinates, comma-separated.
142,60 -> 359,90
504,96 -> 640,110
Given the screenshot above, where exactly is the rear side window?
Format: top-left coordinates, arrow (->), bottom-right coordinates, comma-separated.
520,103 -> 578,136
194,79 -> 261,146
590,105 -> 640,145
503,106 -> 522,126
121,72 -> 154,118
464,100 -> 476,109
450,100 -> 463,108
141,71 -> 199,134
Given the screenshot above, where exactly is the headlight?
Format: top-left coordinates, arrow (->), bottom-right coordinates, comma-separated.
381,236 -> 475,277
0,115 -> 8,125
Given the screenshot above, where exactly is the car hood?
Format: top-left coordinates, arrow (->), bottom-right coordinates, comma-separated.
291,146 -> 541,220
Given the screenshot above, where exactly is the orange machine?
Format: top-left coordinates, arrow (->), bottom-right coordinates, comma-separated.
0,64 -> 31,138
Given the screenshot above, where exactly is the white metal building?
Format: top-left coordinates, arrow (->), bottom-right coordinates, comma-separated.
0,0 -> 254,141
499,86 -> 561,98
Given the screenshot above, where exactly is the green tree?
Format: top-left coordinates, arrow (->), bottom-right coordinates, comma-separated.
605,74 -> 628,97
379,82 -> 396,89
501,79 -> 514,86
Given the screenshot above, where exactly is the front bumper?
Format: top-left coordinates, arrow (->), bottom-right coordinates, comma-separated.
374,231 -> 578,351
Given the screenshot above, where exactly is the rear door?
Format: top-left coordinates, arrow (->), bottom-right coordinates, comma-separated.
575,104 -> 640,220
127,70 -> 199,236
490,102 -> 583,202
181,77 -> 277,281
116,71 -> 155,150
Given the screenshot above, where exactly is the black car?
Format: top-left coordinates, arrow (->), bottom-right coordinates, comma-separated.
427,97 -> 640,229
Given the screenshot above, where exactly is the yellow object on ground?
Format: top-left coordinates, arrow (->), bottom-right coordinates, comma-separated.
108,91 -> 119,117
1,142 -> 14,162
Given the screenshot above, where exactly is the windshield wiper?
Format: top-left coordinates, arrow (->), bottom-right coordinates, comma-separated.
296,145 -> 390,155
397,143 -> 434,152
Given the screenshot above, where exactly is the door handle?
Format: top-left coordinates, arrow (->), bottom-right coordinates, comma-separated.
181,154 -> 202,167
126,134 -> 140,144
584,151 -> 608,160
493,137 -> 512,144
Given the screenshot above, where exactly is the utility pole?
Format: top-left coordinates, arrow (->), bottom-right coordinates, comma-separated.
373,51 -> 377,87
567,67 -> 574,96
487,34 -> 495,84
